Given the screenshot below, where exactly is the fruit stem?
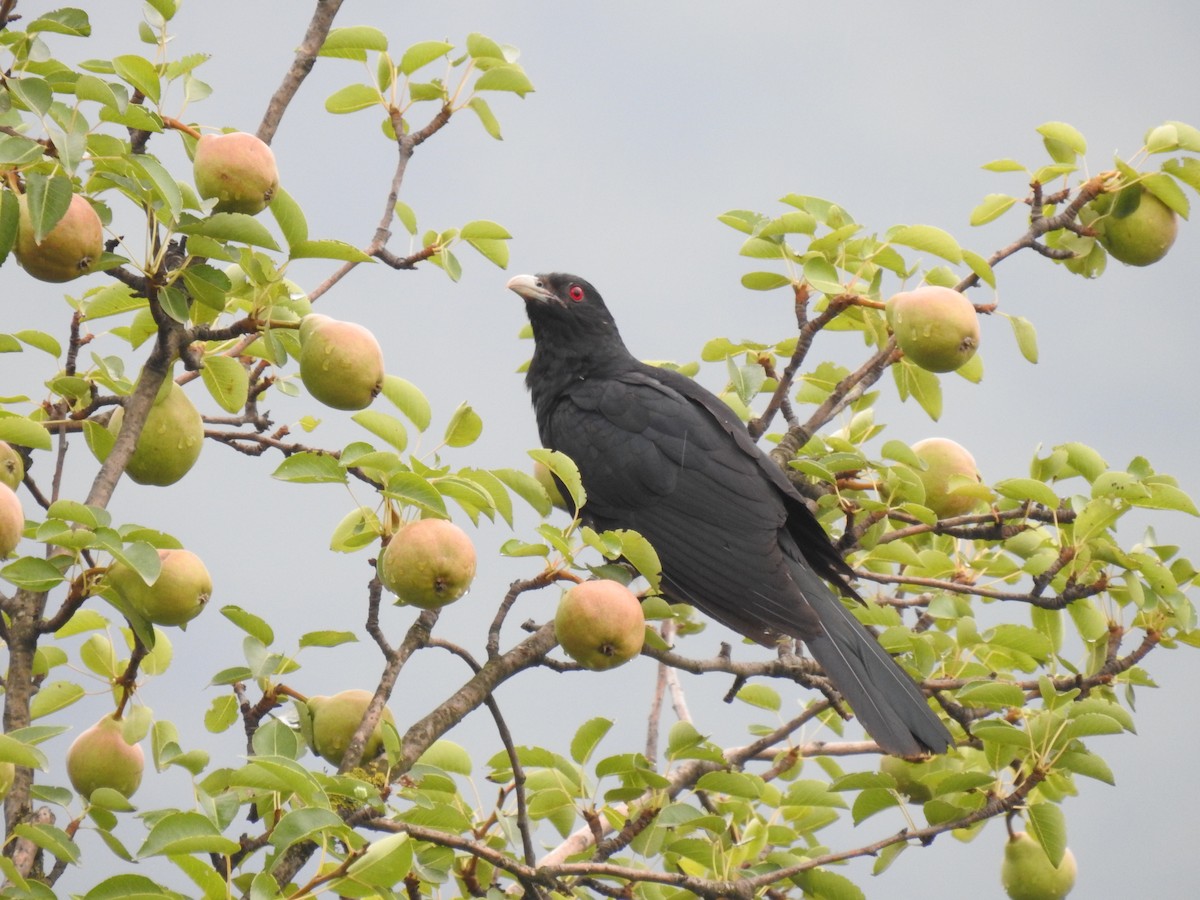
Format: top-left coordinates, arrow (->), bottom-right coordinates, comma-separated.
162,116 -> 202,140
273,683 -> 309,704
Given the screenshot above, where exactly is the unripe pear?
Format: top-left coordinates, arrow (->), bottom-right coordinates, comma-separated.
1002,832 -> 1077,900
306,689 -> 395,766
0,483 -> 24,558
887,286 -> 980,373
108,548 -> 212,627
555,579 -> 646,671
299,314 -> 385,410
0,442 -> 24,491
1094,184 -> 1178,267
65,714 -> 144,800
911,437 -> 982,519
377,519 -> 477,609
106,383 -> 204,486
193,131 -> 279,215
14,192 -> 104,282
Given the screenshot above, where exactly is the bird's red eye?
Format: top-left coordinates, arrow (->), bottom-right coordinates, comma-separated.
568,284 -> 585,302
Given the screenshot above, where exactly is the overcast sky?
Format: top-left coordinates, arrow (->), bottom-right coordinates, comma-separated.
4,2 -> 1199,897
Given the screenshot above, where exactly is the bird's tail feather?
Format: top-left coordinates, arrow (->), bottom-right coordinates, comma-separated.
801,589 -> 952,756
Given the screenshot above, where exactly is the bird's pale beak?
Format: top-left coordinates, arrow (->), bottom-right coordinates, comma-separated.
506,274 -> 555,304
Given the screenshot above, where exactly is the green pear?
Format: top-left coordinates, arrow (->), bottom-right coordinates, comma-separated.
65,714 -> 144,800
555,580 -> 645,670
1002,832 -> 1077,900
377,519 -> 477,609
106,382 -> 204,486
193,131 -> 279,215
305,689 -> 395,766
1094,184 -> 1178,266
911,437 -> 983,518
887,285 -> 980,373
0,483 -> 24,558
14,192 -> 103,283
108,548 -> 212,627
299,314 -> 385,411
0,441 -> 24,491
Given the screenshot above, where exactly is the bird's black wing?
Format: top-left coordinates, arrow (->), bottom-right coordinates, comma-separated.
539,364 -> 829,644
540,363 -> 952,755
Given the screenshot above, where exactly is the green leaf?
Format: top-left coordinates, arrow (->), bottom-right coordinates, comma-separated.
14,823 -> 80,866
2,558 -> 66,593
570,718 -> 613,765
331,834 -> 413,895
288,239 -> 373,262
1009,314 -> 1038,363
889,224 -> 963,263
393,201 -> 418,236
994,478 -> 1059,508
137,811 -> 241,858
384,472 -> 448,517
130,154 -> 183,222
399,40 -> 454,75
201,356 -> 249,413
320,26 -> 388,60
271,452 -> 347,484
1037,121 -> 1087,155
204,695 -> 239,733
474,65 -> 535,97
324,83 -> 381,114
6,78 -> 53,116
352,410 -> 408,453
298,630 -> 358,649
467,97 -> 502,140
269,807 -> 347,853
0,733 -> 49,769
380,376 -> 431,431
0,413 -> 51,450
220,605 -> 274,646
23,173 -> 73,244
443,402 -> 482,448
736,683 -> 781,711
269,186 -> 308,249
180,213 -> 280,251
467,33 -> 506,60
741,271 -> 792,291
79,874 -> 175,900
28,8 -> 92,37
529,448 -> 585,513
112,55 -> 161,104
1060,442 -> 1107,482
0,190 -> 17,265
29,681 -> 84,719
969,194 -> 1017,226
329,506 -> 382,552
1025,803 -> 1068,868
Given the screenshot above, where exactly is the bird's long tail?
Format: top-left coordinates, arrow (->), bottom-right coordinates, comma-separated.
800,584 -> 952,756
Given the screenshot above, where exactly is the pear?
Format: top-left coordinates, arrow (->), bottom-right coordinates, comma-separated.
106,383 -> 204,486
0,483 -> 24,558
555,580 -> 645,671
107,548 -> 212,627
1002,831 -> 1077,900
911,437 -> 983,518
305,689 -> 395,766
299,314 -> 385,411
65,714 -> 144,800
887,286 -> 980,373
193,131 -> 279,215
377,519 -> 476,609
14,192 -> 103,283
0,441 -> 24,491
1094,184 -> 1178,267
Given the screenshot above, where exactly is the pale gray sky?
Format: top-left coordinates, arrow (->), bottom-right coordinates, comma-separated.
3,2 -> 1198,896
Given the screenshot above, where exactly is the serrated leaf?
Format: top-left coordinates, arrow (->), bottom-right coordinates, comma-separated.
380,376 -> 431,431
324,83 -> 381,114
970,194 -> 1017,226
28,8 -> 92,37
443,402 -> 482,448
1025,803 -> 1068,868
1008,315 -> 1038,364
890,224 -> 963,263
288,239 -> 373,262
352,410 -> 408,453
271,452 -> 347,484
399,40 -> 454,75
201,355 -> 249,413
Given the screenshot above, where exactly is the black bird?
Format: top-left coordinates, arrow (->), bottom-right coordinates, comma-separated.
508,272 -> 952,756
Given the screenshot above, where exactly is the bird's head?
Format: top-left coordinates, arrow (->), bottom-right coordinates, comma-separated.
506,273 -> 620,340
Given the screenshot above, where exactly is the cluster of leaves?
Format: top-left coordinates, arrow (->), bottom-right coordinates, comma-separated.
0,4 -> 1196,900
